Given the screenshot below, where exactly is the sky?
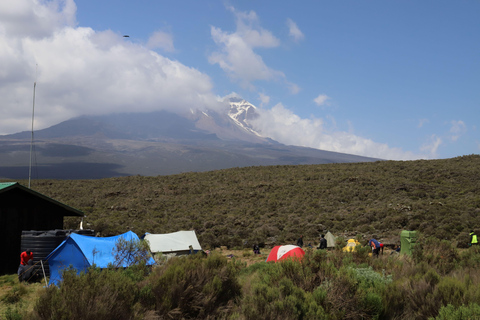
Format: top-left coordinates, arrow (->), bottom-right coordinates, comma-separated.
0,0 -> 479,160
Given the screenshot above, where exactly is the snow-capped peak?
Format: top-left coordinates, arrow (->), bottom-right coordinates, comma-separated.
228,99 -> 262,137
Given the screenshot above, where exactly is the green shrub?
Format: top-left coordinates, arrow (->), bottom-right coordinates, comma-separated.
360,291 -> 383,318
240,261 -> 327,320
431,303 -> 480,320
3,306 -> 23,320
434,277 -> 466,308
32,267 -> 139,320
112,238 -> 153,268
149,252 -> 241,319
414,237 -> 459,275
335,236 -> 346,251
455,231 -> 470,248
458,246 -> 480,268
350,267 -> 392,291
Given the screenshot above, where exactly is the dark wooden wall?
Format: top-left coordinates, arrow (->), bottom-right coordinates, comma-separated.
0,189 -> 67,274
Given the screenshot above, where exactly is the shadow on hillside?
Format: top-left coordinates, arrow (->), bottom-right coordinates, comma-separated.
0,162 -> 129,180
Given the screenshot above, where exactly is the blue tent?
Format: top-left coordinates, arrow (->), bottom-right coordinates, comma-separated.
46,231 -> 155,286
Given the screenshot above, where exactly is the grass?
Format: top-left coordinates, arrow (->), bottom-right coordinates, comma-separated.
0,274 -> 43,319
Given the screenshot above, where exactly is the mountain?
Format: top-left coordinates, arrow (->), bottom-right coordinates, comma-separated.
0,99 -> 379,179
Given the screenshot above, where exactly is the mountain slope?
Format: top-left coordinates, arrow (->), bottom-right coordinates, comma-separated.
0,100 -> 379,179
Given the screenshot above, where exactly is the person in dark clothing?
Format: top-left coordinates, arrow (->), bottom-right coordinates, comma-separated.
297,235 -> 304,248
318,234 -> 327,249
253,244 -> 260,254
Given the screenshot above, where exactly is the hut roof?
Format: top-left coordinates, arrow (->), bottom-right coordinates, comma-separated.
0,182 -> 83,217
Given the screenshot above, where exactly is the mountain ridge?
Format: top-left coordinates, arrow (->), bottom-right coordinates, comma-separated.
0,99 -> 379,179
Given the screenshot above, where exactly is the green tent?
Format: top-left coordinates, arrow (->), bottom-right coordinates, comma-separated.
400,230 -> 418,255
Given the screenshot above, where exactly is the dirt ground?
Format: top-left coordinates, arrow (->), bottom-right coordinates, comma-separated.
212,247 -> 269,266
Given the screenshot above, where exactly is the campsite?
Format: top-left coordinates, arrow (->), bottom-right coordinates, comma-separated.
1,155 -> 480,319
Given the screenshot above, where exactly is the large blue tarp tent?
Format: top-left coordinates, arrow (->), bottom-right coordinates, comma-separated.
46,231 -> 155,286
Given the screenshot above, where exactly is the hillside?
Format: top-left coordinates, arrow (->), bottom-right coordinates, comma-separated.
0,106 -> 378,179
4,154 -> 480,249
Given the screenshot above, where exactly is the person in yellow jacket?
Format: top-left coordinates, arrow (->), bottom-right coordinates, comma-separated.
470,231 -> 478,246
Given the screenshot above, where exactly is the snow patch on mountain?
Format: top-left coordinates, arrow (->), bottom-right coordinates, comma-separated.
228,99 -> 263,137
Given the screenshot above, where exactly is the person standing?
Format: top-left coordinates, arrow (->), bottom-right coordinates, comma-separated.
297,235 -> 304,248
470,231 -> 478,246
18,249 -> 33,282
318,234 -> 327,250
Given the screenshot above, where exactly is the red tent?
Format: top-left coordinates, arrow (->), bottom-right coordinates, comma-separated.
266,245 -> 305,262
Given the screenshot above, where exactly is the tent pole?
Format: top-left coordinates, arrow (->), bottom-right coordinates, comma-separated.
40,260 -> 48,287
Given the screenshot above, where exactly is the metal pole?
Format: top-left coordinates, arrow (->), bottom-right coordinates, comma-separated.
28,80 -> 36,189
40,260 -> 48,287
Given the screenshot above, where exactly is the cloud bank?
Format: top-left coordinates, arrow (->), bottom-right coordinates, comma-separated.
250,104 -> 426,160
0,0 -> 221,134
0,1 -> 425,161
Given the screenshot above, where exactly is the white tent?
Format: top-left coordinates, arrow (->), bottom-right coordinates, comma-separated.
144,231 -> 202,255
325,231 -> 336,248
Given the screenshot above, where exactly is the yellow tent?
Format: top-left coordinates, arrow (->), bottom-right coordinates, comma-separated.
343,239 -> 361,252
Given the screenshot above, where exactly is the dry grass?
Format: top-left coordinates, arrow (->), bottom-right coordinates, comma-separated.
0,275 -> 43,317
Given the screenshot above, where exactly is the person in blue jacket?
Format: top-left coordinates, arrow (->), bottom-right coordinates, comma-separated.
367,239 -> 381,258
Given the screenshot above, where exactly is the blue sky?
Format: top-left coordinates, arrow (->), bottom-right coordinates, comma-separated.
0,0 -> 478,160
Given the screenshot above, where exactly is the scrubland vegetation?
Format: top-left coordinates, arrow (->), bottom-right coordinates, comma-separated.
3,239 -> 480,319
7,154 -> 480,249
1,155 -> 480,319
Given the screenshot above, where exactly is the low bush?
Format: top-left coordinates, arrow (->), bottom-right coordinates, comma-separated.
149,252 -> 241,319
431,303 -> 480,320
240,261 -> 327,320
413,237 -> 460,275
3,307 -> 23,320
20,234 -> 480,319
32,267 -> 140,320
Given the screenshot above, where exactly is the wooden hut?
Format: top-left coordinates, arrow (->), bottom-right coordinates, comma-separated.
0,182 -> 83,274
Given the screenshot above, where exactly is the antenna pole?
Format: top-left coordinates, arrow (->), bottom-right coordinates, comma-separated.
28,66 -> 37,189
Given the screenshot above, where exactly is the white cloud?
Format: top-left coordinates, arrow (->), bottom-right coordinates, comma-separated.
0,0 -> 77,38
227,7 -> 280,48
417,118 -> 429,128
209,26 -> 283,87
449,120 -> 466,142
287,82 -> 301,95
286,18 -> 304,43
250,103 -> 425,160
147,30 -> 174,52
420,134 -> 442,158
209,7 -> 298,91
0,0 -> 222,134
314,94 -> 330,106
258,93 -> 270,106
